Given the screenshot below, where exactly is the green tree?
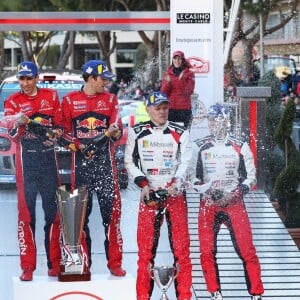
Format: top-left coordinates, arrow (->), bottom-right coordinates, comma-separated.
273,98 -> 300,227
0,0 -> 55,11
0,0 -> 170,75
258,70 -> 285,198
224,0 -> 298,86
0,0 -> 59,67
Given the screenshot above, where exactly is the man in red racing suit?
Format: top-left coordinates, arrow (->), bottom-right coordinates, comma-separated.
191,104 -> 264,300
60,60 -> 126,276
125,91 -> 193,300
4,61 -> 62,281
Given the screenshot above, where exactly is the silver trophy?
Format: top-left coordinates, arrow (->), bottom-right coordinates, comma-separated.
148,263 -> 179,300
56,185 -> 91,282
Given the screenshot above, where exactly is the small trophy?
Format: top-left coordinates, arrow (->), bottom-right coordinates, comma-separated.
56,186 -> 91,282
148,263 -> 179,300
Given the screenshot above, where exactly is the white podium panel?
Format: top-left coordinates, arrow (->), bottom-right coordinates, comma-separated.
13,273 -> 136,300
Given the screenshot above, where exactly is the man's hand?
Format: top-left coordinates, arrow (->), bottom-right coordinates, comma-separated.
52,129 -> 63,139
167,183 -> 179,196
141,185 -> 152,205
78,143 -> 86,151
192,179 -> 212,194
107,123 -> 121,139
16,113 -> 29,126
214,189 -> 242,207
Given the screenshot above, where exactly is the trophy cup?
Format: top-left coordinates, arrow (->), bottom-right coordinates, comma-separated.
148,263 -> 179,300
56,185 -> 91,282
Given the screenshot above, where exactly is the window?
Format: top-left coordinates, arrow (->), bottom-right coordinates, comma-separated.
116,49 -> 136,64
84,49 -> 101,61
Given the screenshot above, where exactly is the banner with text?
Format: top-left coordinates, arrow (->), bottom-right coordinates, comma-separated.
170,0 -> 223,138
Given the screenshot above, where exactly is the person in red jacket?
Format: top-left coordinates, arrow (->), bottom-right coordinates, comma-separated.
4,61 -> 62,281
161,50 -> 195,129
60,60 -> 126,277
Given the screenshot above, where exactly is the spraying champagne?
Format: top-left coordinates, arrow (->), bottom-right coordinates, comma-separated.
3,113 -> 57,141
82,124 -> 120,159
81,131 -> 110,158
144,189 -> 169,206
26,119 -> 57,140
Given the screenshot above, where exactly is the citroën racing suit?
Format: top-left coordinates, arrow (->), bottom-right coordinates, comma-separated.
4,88 -> 62,272
61,89 -> 124,269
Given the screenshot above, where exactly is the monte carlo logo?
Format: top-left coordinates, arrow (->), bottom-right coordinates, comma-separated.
176,13 -> 210,24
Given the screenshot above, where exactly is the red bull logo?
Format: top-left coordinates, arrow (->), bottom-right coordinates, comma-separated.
78,117 -> 106,130
33,116 -> 52,126
77,117 -> 107,138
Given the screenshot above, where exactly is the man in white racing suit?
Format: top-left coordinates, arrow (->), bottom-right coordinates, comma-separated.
192,104 -> 264,300
125,91 -> 193,300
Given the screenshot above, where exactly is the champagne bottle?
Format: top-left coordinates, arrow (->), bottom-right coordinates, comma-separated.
82,131 -> 110,158
26,119 -> 56,140
144,189 -> 169,206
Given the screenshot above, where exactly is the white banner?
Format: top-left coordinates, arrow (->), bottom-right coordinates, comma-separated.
13,274 -> 136,300
170,0 -> 223,139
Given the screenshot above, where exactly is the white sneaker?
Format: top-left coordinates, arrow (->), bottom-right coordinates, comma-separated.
252,296 -> 262,300
211,291 -> 223,300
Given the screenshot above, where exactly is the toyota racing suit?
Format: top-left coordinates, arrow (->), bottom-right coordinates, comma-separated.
193,135 -> 264,296
125,120 -> 192,300
4,88 -> 62,272
61,89 -> 124,269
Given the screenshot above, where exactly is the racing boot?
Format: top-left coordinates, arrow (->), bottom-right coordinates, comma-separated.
109,266 -> 126,277
48,268 -> 60,277
211,290 -> 223,300
20,268 -> 33,281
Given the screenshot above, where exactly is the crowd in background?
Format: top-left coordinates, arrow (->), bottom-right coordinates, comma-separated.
107,79 -> 162,101
280,70 -> 300,122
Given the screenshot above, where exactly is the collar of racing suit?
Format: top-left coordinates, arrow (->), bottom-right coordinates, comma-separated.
147,120 -> 169,131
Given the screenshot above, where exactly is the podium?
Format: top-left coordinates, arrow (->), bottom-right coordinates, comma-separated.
13,273 -> 136,300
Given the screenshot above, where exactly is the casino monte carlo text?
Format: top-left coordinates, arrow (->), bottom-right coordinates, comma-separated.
176,13 -> 210,24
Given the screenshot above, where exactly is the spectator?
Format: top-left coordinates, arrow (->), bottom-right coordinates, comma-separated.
109,80 -> 120,95
133,85 -> 143,100
143,82 -> 154,99
125,91 -> 193,300
4,61 -> 62,281
161,50 -> 195,129
191,104 -> 264,300
294,96 -> 300,122
294,70 -> 300,96
135,99 -> 150,123
153,80 -> 162,91
61,59 -> 126,277
279,70 -> 293,96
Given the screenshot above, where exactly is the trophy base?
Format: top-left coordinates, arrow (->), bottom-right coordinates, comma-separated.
58,272 -> 91,282
58,264 -> 91,282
